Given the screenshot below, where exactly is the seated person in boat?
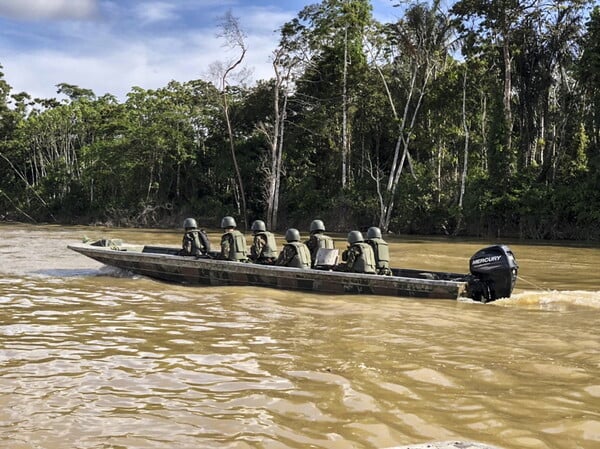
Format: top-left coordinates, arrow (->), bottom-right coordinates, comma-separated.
274,228 -> 311,269
219,216 -> 248,262
179,218 -> 211,257
365,226 -> 392,275
249,219 -> 278,264
336,231 -> 377,274
304,219 -> 335,267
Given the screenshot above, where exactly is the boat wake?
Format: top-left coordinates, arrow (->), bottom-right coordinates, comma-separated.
32,265 -> 135,279
97,265 -> 137,278
495,289 -> 600,310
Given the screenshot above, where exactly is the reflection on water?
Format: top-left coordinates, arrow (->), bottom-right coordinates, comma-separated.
1,223 -> 599,449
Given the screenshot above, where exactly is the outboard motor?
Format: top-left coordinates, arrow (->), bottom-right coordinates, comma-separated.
468,245 -> 518,303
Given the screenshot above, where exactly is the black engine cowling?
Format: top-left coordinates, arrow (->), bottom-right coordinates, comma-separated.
468,245 -> 518,303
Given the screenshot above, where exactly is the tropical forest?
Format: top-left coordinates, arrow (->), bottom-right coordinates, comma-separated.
1,0 -> 600,240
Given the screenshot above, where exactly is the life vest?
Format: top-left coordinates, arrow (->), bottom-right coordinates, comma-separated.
350,242 -> 377,274
313,233 -> 334,249
308,233 -> 334,264
286,242 -> 312,268
367,238 -> 390,270
190,229 -> 211,254
255,231 -> 278,258
221,230 -> 247,261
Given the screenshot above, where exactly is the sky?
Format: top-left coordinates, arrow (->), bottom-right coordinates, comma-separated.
0,0 -> 398,103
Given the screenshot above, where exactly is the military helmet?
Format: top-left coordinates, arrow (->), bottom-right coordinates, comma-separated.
251,219 -> 266,232
183,217 -> 197,229
221,216 -> 237,229
285,228 -> 301,242
347,230 -> 364,244
366,226 -> 382,239
309,219 -> 326,233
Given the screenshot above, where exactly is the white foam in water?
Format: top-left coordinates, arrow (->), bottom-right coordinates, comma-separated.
497,290 -> 600,310
97,265 -> 136,278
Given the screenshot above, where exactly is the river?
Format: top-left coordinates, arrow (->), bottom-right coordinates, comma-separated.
1,223 -> 598,449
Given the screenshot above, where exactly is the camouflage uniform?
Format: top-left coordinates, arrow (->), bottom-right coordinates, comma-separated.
250,231 -> 277,264
338,243 -> 377,274
275,242 -> 311,268
220,230 -> 248,261
366,237 -> 392,275
305,233 -> 335,267
180,229 -> 211,257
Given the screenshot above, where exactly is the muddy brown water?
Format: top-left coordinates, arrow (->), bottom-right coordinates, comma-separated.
1,223 -> 599,449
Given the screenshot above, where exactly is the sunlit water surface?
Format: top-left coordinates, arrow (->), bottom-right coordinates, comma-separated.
1,223 -> 599,449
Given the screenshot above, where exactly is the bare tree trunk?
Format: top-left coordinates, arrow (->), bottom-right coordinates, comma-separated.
341,26 -> 349,188
364,2 -> 451,232
371,59 -> 421,232
0,190 -> 36,222
265,93 -> 279,230
502,40 -> 513,163
455,68 -> 470,236
216,11 -> 248,230
259,46 -> 298,231
0,152 -> 57,221
223,89 -> 247,228
264,77 -> 280,230
385,64 -> 416,192
272,92 -> 287,230
434,114 -> 442,205
146,147 -> 155,202
381,64 -> 429,232
480,93 -> 488,172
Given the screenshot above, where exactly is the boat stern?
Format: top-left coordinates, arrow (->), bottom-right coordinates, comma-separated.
468,245 -> 519,302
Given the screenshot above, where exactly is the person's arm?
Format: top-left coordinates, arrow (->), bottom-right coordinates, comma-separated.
346,246 -> 359,270
274,248 -> 284,265
190,233 -> 203,257
257,235 -> 267,258
199,230 -> 211,254
180,233 -> 192,255
250,235 -> 262,260
220,234 -> 231,259
275,246 -> 291,266
305,236 -> 314,251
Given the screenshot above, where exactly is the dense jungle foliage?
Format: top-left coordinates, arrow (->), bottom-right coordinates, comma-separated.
1,0 -> 600,239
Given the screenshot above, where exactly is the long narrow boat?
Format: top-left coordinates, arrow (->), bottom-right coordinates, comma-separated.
68,240 -> 518,302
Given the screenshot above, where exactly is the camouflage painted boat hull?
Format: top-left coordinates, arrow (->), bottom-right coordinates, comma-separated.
68,241 -> 474,300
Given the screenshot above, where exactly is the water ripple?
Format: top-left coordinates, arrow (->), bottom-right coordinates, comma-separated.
2,226 -> 600,448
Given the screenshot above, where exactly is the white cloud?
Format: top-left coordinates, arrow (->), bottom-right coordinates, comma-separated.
0,2 -> 302,102
0,0 -> 405,105
133,2 -> 177,24
0,0 -> 99,21
2,24 -> 277,102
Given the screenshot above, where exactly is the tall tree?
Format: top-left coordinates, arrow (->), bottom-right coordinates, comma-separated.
211,10 -> 250,229
0,66 -> 32,219
452,0 -> 536,179
576,6 -> 600,155
368,0 -> 456,231
290,0 -> 372,188
510,0 -> 590,180
255,46 -> 299,230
